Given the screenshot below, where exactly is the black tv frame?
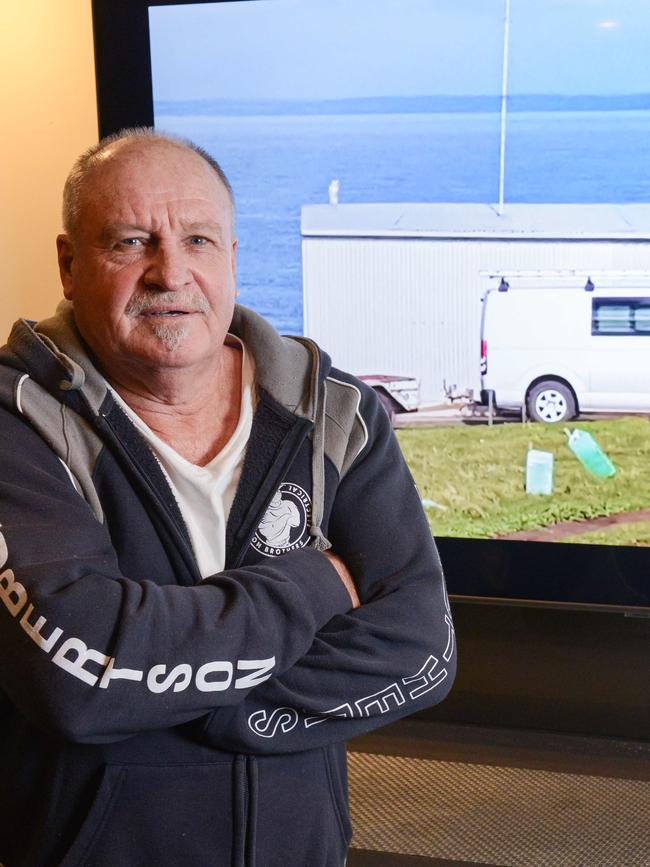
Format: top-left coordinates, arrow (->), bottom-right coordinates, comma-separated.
91,0 -> 650,615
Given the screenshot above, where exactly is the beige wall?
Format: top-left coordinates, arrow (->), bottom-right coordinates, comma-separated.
1,1 -> 98,338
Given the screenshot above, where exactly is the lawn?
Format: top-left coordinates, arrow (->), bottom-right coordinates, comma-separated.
397,416 -> 650,541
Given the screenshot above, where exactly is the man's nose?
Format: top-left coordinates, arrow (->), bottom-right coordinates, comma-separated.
143,244 -> 192,291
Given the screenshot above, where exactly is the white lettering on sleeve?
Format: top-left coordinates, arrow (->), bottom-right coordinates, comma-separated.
0,527 -> 283,703
146,663 -> 192,694
443,613 -> 455,663
0,569 -> 28,618
402,654 -> 448,699
355,683 -> 405,717
234,657 -> 275,690
0,527 -> 8,569
248,707 -> 299,738
98,657 -> 144,690
51,637 -> 111,687
304,703 -> 354,728
196,661 -> 233,692
19,603 -> 63,653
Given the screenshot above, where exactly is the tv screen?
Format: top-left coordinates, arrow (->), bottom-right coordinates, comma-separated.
92,0 -> 650,611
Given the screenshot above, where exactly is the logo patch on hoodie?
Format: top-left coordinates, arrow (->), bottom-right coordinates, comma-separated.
251,483 -> 312,557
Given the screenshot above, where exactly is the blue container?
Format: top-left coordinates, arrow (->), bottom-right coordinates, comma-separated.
565,429 -> 616,478
525,449 -> 554,495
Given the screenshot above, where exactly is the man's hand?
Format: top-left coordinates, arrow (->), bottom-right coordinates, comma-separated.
323,551 -> 360,609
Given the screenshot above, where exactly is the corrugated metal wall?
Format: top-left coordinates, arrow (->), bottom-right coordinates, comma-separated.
302,238 -> 650,403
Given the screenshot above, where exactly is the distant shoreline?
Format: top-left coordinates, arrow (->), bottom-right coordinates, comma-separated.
155,94 -> 650,117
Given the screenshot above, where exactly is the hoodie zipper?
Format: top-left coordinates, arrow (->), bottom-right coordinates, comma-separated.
232,755 -> 258,867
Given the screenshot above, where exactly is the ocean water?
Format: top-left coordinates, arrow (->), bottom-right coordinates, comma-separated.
155,108 -> 650,334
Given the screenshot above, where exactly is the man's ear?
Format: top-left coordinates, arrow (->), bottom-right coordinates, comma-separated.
57,234 -> 75,298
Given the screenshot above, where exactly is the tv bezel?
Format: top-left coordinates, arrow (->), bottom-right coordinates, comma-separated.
91,0 -> 650,615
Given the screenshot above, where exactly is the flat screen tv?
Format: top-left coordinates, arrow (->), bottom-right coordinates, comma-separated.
92,0 -> 650,613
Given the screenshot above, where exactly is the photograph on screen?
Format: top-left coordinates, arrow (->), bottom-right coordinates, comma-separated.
150,0 -> 650,549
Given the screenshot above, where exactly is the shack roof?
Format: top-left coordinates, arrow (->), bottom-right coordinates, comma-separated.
301,202 -> 650,241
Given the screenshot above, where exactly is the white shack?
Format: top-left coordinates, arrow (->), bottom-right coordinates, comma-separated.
301,203 -> 650,404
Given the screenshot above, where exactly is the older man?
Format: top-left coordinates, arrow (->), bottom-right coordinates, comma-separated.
0,130 -> 455,867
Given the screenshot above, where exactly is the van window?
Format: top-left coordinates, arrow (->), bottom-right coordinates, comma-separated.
592,297 -> 650,336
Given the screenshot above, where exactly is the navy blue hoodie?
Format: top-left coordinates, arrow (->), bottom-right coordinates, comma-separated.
0,303 -> 455,866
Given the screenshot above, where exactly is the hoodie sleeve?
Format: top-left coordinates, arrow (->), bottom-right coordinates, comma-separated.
0,408 -> 353,744
201,381 -> 456,753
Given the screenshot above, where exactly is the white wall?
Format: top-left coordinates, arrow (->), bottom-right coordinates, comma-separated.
303,237 -> 650,403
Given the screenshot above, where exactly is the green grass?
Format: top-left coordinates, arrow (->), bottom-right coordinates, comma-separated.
397,417 -> 650,540
560,519 -> 650,547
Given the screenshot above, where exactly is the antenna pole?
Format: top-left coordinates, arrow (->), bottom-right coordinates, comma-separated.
497,0 -> 511,216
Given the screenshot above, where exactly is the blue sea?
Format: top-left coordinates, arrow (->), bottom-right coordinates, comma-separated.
154,107 -> 650,334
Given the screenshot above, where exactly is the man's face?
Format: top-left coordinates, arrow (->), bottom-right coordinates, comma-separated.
57,141 -> 238,381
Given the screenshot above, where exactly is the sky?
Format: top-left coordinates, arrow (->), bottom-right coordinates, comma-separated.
149,0 -> 650,102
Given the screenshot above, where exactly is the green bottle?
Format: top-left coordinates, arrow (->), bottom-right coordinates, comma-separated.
565,429 -> 616,478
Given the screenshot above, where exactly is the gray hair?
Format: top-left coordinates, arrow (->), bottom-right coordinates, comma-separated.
62,127 -> 236,239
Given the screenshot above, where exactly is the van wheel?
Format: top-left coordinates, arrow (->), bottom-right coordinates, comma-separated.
527,381 -> 576,423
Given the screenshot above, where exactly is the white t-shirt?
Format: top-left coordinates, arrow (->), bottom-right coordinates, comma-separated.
110,337 -> 255,578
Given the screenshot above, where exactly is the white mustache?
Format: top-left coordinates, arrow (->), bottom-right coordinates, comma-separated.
125,291 -> 210,317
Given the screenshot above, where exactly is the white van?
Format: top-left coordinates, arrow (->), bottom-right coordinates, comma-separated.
479,274 -> 650,422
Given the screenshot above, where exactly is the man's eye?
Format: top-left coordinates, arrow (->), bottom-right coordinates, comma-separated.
189,236 -> 208,246
118,238 -> 144,247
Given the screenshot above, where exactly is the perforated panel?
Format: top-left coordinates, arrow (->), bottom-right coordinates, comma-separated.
349,752 -> 650,866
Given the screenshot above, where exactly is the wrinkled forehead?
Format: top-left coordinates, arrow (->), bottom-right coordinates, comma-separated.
80,141 -> 233,228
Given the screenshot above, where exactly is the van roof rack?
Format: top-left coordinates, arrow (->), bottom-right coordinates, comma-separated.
482,269 -> 650,279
